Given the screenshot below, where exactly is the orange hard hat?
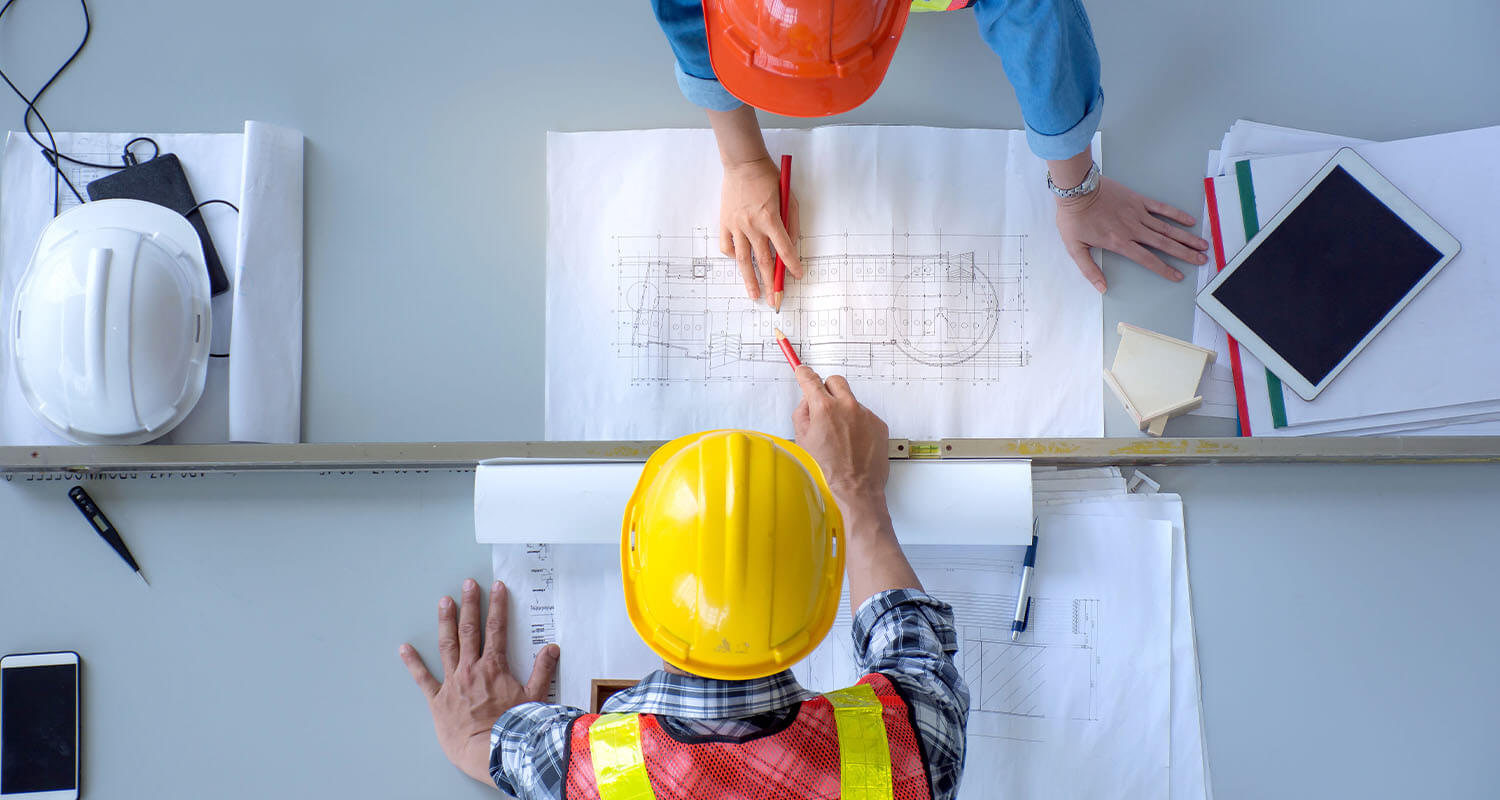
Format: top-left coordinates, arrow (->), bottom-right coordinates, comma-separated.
703,0 -> 912,118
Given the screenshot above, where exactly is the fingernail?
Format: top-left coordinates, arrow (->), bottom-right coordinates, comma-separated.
440,596 -> 453,609
1092,280 -> 1106,293
493,581 -> 502,593
1197,253 -> 1208,264
399,644 -> 410,656
1172,270 -> 1184,280
464,579 -> 476,593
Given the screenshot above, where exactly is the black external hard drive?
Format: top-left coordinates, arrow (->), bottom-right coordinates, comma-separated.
86,153 -> 230,295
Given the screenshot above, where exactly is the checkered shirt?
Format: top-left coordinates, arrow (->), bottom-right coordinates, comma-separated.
489,587 -> 970,800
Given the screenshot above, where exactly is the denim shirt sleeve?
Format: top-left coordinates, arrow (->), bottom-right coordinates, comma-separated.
650,0 -> 745,112
973,0 -> 1104,160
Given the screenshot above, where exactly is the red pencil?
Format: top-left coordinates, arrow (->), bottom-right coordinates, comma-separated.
772,154 -> 792,311
773,327 -> 802,369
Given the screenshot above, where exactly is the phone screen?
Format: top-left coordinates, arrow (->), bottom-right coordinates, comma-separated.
1,664 -> 78,794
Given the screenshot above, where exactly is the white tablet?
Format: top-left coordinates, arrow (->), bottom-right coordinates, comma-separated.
1196,148 -> 1461,401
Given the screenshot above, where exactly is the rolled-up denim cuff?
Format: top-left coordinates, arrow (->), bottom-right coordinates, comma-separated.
1025,89 -> 1104,161
675,62 -> 744,112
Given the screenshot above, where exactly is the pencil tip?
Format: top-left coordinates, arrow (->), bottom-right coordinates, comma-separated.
773,327 -> 786,340
137,571 -> 149,586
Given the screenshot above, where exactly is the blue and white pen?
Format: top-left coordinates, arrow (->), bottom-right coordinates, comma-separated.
1011,522 -> 1039,641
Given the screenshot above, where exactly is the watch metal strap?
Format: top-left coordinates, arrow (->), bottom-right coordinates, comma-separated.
1047,161 -> 1101,199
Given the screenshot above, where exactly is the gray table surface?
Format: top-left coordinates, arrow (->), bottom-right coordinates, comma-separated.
3,0 -> 1500,798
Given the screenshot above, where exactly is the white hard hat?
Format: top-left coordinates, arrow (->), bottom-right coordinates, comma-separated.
11,199 -> 212,445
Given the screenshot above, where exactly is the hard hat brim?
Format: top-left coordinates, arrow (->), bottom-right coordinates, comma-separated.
702,1 -> 910,118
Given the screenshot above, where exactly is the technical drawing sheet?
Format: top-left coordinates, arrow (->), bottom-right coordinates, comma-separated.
496,518 -> 1172,798
793,517 -> 1173,800
493,543 -> 665,711
546,127 -> 1104,440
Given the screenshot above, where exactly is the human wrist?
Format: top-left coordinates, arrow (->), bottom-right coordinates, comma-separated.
707,106 -> 770,168
1047,148 -> 1093,187
834,488 -> 892,533
460,732 -> 494,785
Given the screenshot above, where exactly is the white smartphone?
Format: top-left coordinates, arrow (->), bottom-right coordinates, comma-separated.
0,652 -> 80,800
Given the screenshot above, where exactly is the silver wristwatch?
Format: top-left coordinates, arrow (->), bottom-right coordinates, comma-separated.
1047,161 -> 1101,199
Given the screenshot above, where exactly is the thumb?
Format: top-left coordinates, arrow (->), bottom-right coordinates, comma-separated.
794,365 -> 829,401
1066,242 -> 1106,293
525,644 -> 561,702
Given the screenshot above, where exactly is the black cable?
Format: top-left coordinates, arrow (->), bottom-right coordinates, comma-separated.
0,0 -> 157,215
122,136 -> 158,166
186,198 -> 239,215
195,198 -> 238,359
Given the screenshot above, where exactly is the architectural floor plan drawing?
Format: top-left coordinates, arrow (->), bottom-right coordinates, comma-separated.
494,515 -> 1172,800
546,126 -> 1103,439
961,598 -> 1102,743
614,230 -> 1028,385
795,556 -> 1104,746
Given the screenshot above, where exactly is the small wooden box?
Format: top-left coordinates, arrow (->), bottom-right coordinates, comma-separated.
590,679 -> 640,713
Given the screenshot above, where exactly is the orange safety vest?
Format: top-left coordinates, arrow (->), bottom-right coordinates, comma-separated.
564,673 -> 932,800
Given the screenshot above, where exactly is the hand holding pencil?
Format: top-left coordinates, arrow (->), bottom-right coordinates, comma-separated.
716,155 -> 801,304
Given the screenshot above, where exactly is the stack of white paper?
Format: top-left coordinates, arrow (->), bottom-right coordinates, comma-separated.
1032,467 -> 1210,800
1193,120 -> 1500,436
0,122 -> 304,444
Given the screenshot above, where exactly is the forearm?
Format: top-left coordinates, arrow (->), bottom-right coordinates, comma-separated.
707,105 -> 771,167
1046,144 -> 1094,193
839,491 -> 922,613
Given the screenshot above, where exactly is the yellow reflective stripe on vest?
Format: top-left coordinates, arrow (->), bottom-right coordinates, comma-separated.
911,0 -> 972,12
824,684 -> 894,800
589,714 -> 657,800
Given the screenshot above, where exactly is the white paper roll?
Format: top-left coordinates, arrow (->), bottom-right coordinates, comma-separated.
475,459 -> 1032,546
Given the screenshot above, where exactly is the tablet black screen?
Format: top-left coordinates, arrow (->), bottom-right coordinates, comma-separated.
1212,165 -> 1443,385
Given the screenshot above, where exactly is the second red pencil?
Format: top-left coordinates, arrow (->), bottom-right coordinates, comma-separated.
773,327 -> 802,369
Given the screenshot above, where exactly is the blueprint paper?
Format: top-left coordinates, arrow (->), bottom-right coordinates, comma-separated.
495,520 -> 1173,800
794,518 -> 1172,800
1044,495 -> 1209,800
545,127 -> 1103,440
493,469 -> 1180,798
492,543 -> 658,710
0,124 -> 303,445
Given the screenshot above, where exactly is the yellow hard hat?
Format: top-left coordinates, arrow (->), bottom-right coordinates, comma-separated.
621,430 -> 845,680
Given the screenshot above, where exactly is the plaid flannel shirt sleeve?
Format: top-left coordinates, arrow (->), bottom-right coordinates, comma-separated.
852,588 -> 972,800
489,701 -> 587,800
